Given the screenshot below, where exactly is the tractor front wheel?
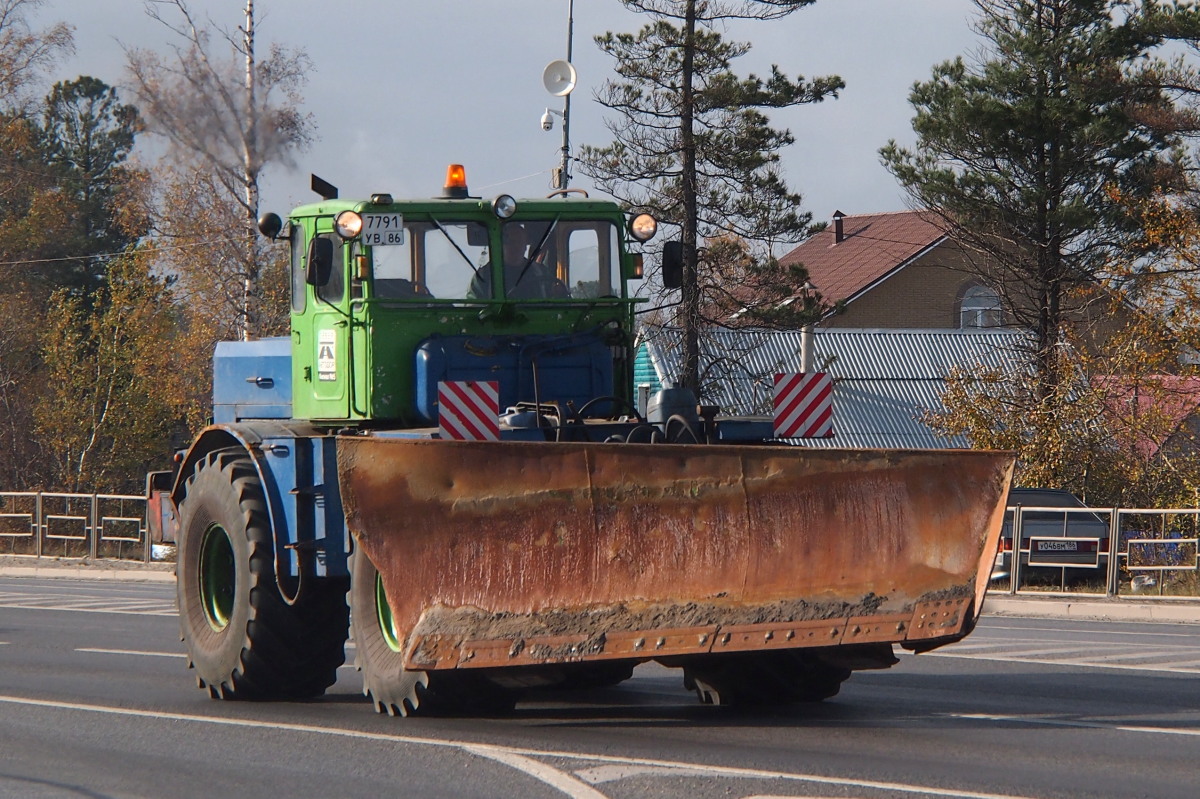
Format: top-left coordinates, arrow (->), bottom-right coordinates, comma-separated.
350,550 -> 516,716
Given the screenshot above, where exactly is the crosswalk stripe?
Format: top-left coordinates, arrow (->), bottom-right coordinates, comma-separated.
0,601 -> 174,616
915,650 -> 1200,675
1070,648 -> 1200,664
76,648 -> 185,659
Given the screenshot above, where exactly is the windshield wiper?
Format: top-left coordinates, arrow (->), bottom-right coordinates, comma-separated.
430,217 -> 480,272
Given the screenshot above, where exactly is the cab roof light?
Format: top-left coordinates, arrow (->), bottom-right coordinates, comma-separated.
370,193 -> 393,205
335,210 -> 363,239
443,164 -> 469,198
629,212 -> 658,242
492,194 -> 518,218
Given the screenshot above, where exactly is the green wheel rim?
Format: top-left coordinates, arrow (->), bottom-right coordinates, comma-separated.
375,573 -> 403,652
198,523 -> 236,632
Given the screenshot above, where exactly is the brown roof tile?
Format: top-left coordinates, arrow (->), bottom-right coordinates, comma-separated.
779,210 -> 945,303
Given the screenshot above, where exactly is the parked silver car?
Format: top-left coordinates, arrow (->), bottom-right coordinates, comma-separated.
994,488 -> 1110,579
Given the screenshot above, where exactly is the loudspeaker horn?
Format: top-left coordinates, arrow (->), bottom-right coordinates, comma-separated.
542,59 -> 577,97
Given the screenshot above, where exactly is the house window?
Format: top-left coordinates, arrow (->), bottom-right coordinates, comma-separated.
960,284 -> 1003,328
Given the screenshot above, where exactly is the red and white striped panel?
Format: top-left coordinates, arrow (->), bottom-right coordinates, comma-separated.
438,380 -> 500,441
772,372 -> 834,438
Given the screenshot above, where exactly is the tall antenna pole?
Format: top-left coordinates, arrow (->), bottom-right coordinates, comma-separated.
560,0 -> 574,188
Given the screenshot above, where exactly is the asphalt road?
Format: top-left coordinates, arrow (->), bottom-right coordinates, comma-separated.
1,576 -> 1198,799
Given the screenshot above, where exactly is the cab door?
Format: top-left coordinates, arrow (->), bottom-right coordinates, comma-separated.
293,229 -> 351,420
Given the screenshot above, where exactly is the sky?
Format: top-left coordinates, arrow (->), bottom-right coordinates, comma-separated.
29,0 -> 982,228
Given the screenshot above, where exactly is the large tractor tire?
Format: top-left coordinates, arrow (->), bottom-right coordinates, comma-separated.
680,650 -> 851,707
176,449 -> 348,700
350,550 -> 516,716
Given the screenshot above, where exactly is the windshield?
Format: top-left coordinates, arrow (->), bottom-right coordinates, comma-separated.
498,219 -> 621,300
365,216 -> 622,302
368,219 -> 490,299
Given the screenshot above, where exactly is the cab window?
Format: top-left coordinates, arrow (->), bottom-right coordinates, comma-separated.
497,219 -> 620,300
369,219 -> 489,300
561,222 -> 620,299
314,233 -> 344,304
291,229 -> 306,313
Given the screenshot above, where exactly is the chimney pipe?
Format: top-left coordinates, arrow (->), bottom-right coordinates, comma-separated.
832,210 -> 845,244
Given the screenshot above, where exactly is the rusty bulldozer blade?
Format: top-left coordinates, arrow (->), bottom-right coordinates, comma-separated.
337,438 -> 1014,672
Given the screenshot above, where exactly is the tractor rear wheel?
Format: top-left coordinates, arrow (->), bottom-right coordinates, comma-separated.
350,550 -> 516,716
681,651 -> 850,706
176,449 -> 348,699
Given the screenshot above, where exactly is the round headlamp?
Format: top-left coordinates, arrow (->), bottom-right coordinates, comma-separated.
335,210 -> 363,239
492,195 -> 518,219
629,212 -> 658,242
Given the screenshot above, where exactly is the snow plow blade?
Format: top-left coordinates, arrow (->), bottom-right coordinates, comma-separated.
337,438 -> 1014,672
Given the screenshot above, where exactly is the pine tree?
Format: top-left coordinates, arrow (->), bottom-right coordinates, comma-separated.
881,0 -> 1198,399
579,0 -> 840,395
39,75 -> 142,292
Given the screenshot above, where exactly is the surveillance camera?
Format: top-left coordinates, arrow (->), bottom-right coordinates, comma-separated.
540,110 -> 554,132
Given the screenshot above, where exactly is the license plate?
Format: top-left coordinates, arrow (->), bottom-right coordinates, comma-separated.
362,214 -> 405,246
1036,540 -> 1078,551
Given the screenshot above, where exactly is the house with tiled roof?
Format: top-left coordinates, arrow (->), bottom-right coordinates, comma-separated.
779,208 -> 1145,348
779,210 -> 1004,330
634,209 -> 1193,452
1096,376 -> 1200,460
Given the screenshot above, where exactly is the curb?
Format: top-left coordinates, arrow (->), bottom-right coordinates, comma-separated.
0,565 -> 175,584
983,595 -> 1200,624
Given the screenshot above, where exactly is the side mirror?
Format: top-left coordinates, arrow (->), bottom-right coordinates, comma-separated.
257,212 -> 283,239
306,237 -> 334,286
662,240 -> 683,289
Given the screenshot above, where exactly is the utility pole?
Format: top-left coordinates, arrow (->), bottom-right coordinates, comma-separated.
560,0 -> 574,189
542,0 -> 577,190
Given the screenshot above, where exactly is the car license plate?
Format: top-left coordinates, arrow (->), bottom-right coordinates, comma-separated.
1036,540 -> 1078,551
362,214 -> 404,246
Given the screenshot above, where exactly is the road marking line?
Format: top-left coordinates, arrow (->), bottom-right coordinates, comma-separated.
0,693 -> 1040,799
465,745 -> 609,799
950,713 -> 1200,737
1069,648 -> 1200,664
55,599 -> 134,608
966,645 -> 1096,658
575,764 -> 715,784
0,603 -> 174,617
938,641 -> 1024,652
75,646 -> 356,668
76,648 -> 186,659
910,650 -> 1200,674
982,624 -> 1200,638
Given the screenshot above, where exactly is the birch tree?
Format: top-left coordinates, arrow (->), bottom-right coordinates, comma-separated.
126,0 -> 312,339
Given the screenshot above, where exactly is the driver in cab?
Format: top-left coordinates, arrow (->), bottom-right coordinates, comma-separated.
500,224 -> 569,299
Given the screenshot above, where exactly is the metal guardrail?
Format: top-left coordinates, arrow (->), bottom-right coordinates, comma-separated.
0,491 -> 152,563
3,489 -> 1198,599
999,505 -> 1200,600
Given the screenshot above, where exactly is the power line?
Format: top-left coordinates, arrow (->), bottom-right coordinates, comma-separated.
0,237 -> 241,268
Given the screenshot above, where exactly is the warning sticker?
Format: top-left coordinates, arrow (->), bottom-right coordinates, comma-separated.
317,329 -> 337,381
